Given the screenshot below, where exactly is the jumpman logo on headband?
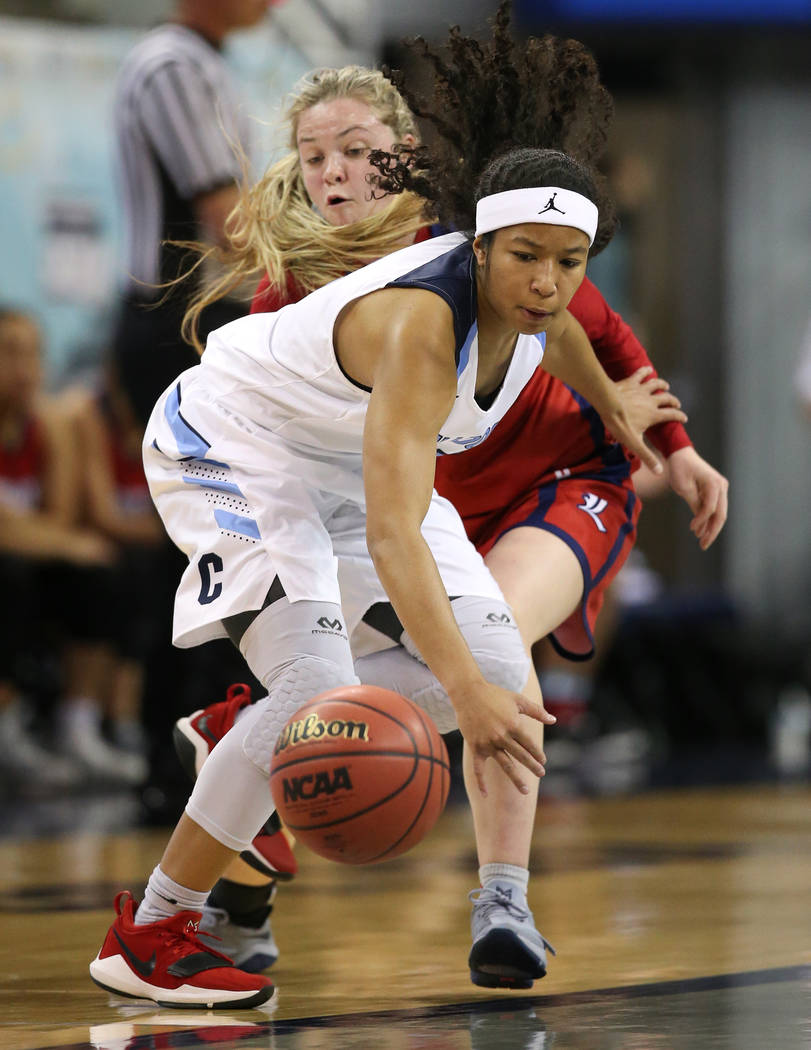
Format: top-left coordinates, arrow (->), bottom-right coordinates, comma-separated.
538,193 -> 565,215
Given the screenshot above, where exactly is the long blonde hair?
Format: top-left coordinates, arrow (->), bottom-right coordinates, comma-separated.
182,66 -> 430,353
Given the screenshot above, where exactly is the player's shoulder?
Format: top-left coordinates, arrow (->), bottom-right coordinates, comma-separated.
387,234 -> 472,286
357,285 -> 456,331
348,231 -> 468,289
206,310 -> 275,346
294,232 -> 467,314
384,235 -> 475,346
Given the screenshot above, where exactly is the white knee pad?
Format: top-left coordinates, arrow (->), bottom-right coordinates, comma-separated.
355,597 -> 530,734
238,597 -> 356,689
241,656 -> 359,774
401,595 -> 530,694
237,598 -> 359,774
354,647 -> 459,734
451,595 -> 530,695
185,598 -> 361,849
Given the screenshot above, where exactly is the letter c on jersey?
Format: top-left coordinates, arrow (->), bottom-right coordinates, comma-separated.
198,553 -> 224,605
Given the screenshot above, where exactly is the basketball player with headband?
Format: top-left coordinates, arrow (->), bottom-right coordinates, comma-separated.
88,146 -> 656,1008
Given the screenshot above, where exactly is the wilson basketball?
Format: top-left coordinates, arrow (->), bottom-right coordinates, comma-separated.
269,685 -> 451,865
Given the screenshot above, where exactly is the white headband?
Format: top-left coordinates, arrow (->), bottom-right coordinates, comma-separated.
475,186 -> 599,246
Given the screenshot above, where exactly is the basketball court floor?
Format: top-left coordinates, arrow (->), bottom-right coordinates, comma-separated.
1,778 -> 809,1049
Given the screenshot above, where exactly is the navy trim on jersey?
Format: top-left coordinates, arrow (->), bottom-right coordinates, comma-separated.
335,350 -> 372,394
386,242 -> 477,364
495,474 -> 637,661
566,385 -> 631,472
562,459 -> 633,486
592,485 -> 637,589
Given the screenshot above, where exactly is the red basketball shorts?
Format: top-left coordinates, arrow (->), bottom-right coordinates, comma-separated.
472,474 -> 640,661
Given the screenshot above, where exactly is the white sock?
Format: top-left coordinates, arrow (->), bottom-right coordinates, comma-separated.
134,864 -> 210,926
479,862 -> 529,900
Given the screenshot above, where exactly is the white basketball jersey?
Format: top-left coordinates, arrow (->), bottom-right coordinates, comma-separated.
196,232 -> 546,459
145,233 -> 538,644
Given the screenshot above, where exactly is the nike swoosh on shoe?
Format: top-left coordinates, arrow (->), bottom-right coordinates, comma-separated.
113,929 -> 157,977
196,715 -> 219,747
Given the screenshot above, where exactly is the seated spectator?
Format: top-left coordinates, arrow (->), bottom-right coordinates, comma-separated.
59,361 -> 166,761
0,307 -> 145,791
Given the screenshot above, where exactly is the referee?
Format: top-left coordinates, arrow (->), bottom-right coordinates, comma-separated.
109,0 -> 270,801
112,0 -> 269,426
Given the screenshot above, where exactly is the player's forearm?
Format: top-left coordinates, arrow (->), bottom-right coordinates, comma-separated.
96,509 -> 163,546
87,487 -> 163,546
367,523 -> 484,698
0,510 -> 87,561
543,324 -> 622,422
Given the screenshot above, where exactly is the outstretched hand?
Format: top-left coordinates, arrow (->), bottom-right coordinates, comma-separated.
452,680 -> 554,797
615,366 -> 687,434
603,366 -> 687,475
667,445 -> 729,549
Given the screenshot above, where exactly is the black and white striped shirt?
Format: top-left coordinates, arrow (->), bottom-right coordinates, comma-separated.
113,23 -> 251,296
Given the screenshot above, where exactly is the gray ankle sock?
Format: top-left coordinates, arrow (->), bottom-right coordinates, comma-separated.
479,863 -> 529,899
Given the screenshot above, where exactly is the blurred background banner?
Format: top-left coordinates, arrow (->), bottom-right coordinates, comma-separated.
0,3 -> 378,389
0,19 -> 133,385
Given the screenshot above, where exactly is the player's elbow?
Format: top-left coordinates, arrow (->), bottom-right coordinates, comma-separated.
366,512 -> 399,562
366,507 -> 420,570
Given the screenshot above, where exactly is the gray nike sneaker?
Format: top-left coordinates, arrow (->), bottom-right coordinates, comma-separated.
468,882 -> 556,989
198,903 -> 279,974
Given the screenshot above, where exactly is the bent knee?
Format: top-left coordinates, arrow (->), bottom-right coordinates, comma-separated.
242,653 -> 360,773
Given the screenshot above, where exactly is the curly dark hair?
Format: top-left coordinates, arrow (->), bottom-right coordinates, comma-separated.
369,0 -> 617,255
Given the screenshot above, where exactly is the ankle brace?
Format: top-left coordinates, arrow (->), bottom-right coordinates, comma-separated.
207,878 -> 275,928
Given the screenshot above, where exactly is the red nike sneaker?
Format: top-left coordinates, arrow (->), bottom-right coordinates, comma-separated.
89,892 -> 276,1009
173,684 -> 298,880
